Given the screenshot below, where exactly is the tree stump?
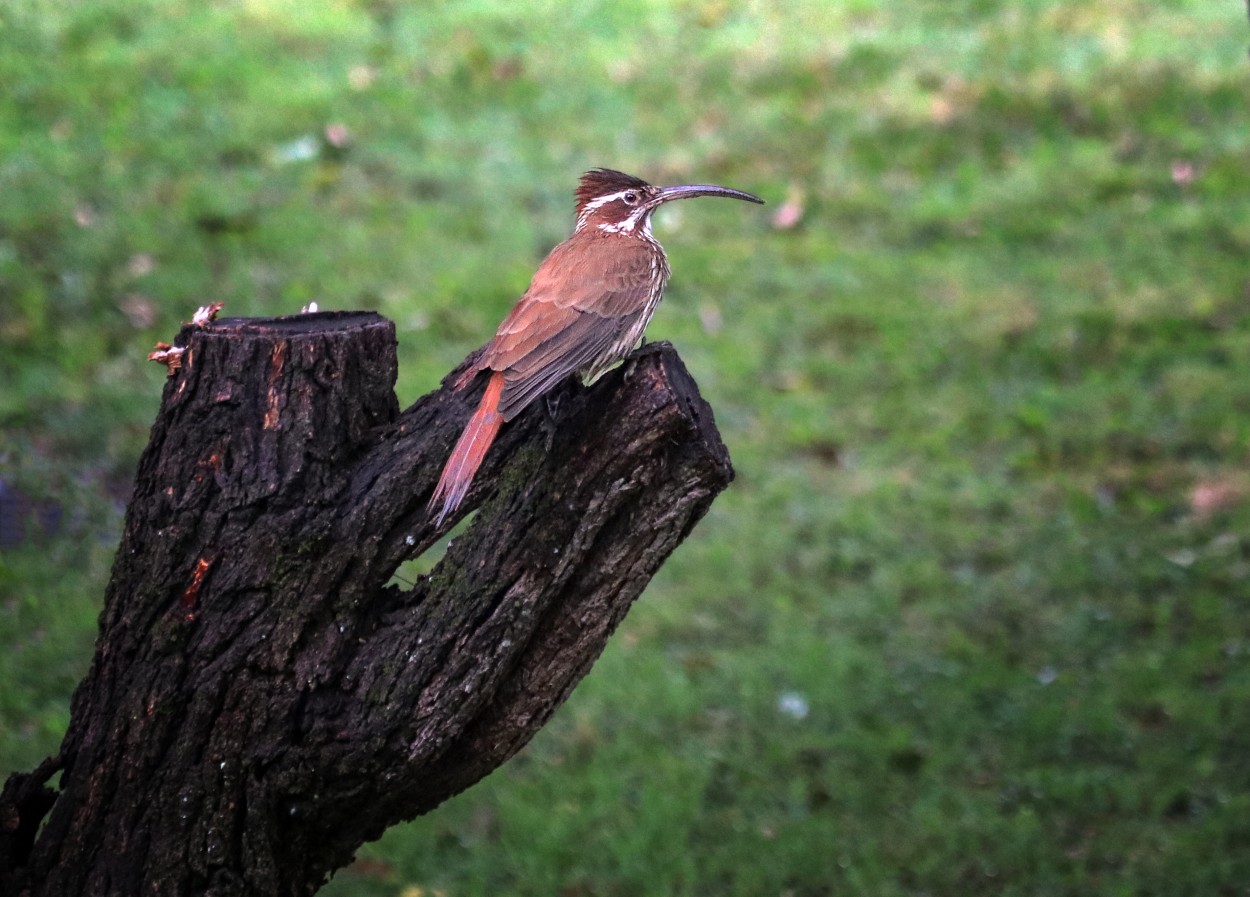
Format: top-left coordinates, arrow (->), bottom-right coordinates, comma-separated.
0,311 -> 734,897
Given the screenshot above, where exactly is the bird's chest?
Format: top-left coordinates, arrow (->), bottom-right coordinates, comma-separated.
614,241 -> 669,341
627,240 -> 670,317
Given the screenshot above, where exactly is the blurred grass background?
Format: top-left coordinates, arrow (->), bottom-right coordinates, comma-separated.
2,0 -> 1249,894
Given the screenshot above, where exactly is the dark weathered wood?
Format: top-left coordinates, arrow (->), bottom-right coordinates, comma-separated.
0,311 -> 733,897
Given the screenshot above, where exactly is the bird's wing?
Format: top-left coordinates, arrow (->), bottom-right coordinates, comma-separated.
483,238 -> 662,420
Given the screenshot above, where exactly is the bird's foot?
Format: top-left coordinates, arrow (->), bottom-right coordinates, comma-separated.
542,393 -> 562,452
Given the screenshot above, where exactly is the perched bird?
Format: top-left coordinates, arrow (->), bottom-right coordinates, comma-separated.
429,168 -> 763,524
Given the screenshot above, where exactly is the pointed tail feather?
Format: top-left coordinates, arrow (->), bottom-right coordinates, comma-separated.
429,371 -> 506,526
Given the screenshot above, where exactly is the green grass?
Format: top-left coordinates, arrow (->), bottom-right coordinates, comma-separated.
3,0 -> 1250,894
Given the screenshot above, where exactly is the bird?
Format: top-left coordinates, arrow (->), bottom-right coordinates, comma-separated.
428,167 -> 763,525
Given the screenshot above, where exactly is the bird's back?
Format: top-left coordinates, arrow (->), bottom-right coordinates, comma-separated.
482,229 -> 670,420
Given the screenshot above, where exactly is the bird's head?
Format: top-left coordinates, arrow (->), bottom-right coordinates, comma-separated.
574,168 -> 763,237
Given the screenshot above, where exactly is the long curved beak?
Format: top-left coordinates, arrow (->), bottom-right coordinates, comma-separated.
649,183 -> 765,208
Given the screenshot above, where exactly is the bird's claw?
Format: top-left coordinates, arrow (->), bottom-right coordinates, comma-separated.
542,393 -> 562,451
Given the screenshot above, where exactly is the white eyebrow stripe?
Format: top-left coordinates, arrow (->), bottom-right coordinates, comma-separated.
581,189 -> 634,213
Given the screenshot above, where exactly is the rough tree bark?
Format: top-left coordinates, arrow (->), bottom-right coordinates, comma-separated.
0,311 -> 734,897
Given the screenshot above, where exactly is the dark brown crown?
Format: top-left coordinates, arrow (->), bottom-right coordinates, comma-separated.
575,168 -> 652,215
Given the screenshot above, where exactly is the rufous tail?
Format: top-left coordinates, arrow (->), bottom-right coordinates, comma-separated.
429,371 -> 505,525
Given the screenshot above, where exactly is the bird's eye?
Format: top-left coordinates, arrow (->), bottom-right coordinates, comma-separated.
622,192 -> 638,205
